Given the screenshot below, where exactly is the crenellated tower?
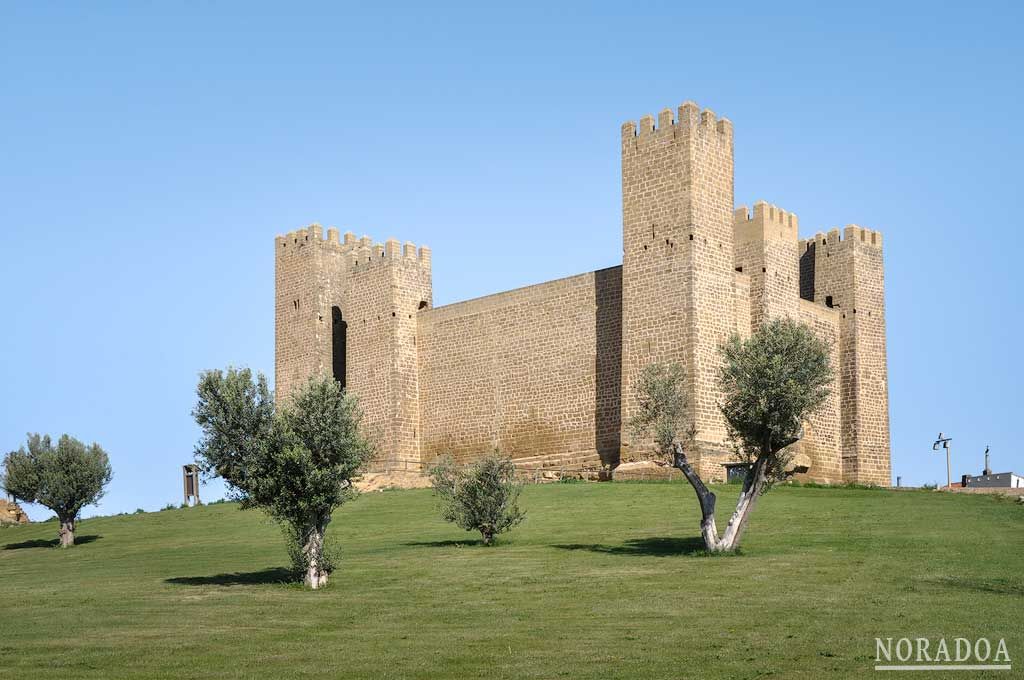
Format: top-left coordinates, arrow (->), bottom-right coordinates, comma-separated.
799,226 -> 890,485
619,101 -> 737,478
733,201 -> 801,330
274,225 -> 432,471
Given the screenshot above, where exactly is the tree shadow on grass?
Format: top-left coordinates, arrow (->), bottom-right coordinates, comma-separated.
403,539 -> 483,548
553,536 -> 712,557
165,567 -> 294,587
3,535 -> 101,550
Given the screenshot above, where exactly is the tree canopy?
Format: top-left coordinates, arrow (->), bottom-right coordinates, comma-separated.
429,452 -> 525,546
2,434 -> 113,547
719,317 -> 833,481
192,369 -> 374,588
631,317 -> 833,552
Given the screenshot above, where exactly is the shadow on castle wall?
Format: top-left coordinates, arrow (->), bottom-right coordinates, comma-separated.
594,266 -> 622,469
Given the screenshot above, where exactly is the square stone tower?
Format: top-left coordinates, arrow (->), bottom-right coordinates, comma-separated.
619,102 -> 740,478
799,227 -> 891,485
275,226 -> 432,471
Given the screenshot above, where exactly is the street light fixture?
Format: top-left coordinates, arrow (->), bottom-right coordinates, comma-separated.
933,433 -> 952,490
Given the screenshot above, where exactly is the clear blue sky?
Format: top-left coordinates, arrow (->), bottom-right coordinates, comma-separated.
2,2 -> 1021,519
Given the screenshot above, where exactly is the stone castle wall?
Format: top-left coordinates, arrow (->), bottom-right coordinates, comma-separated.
417,267 -> 621,468
274,99 -> 892,486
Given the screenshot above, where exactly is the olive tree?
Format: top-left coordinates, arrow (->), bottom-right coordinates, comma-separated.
192,369 -> 374,588
2,434 -> 113,547
429,452 -> 525,545
631,318 -> 832,552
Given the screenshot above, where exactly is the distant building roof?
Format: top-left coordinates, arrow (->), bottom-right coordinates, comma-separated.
964,472 -> 1024,489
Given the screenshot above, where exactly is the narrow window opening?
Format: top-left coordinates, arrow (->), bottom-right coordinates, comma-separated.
735,266 -> 743,273
761,267 -> 766,273
689,234 -> 694,240
418,300 -> 428,310
825,296 -> 834,308
331,306 -> 347,390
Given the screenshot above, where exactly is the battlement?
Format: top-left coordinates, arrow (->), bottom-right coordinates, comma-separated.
276,223 -> 431,270
621,100 -> 733,141
275,223 -> 327,249
799,224 -> 883,253
734,200 -> 799,243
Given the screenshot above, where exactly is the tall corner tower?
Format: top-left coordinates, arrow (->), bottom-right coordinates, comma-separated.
274,226 -> 432,471
800,226 -> 891,485
619,101 -> 736,477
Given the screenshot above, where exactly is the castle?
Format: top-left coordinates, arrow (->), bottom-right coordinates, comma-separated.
275,100 -> 891,486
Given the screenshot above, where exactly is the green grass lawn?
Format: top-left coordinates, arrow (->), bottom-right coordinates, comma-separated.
1,482 -> 1021,679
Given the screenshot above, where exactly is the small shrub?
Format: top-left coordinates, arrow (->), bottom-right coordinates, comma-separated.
134,508 -> 145,514
161,503 -> 176,511
429,452 -> 525,545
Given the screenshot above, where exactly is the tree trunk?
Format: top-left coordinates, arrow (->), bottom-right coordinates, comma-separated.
671,446 -> 720,548
58,517 -> 75,548
302,516 -> 330,589
716,456 -> 767,551
480,527 -> 494,546
671,443 -> 770,553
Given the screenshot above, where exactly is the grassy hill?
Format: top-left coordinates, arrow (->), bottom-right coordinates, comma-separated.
1,482 -> 1021,679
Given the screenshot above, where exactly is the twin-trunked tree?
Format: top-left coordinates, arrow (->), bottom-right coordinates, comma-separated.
631,318 -> 833,552
2,434 -> 113,547
192,369 -> 373,589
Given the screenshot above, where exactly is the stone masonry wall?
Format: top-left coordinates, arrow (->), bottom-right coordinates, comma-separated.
417,267 -> 621,468
796,299 -> 843,482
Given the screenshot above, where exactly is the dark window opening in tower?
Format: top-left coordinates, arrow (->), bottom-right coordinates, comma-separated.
825,295 -> 834,308
331,306 -> 347,390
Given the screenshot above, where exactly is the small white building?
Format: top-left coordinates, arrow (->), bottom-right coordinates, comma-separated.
965,472 -> 1024,489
